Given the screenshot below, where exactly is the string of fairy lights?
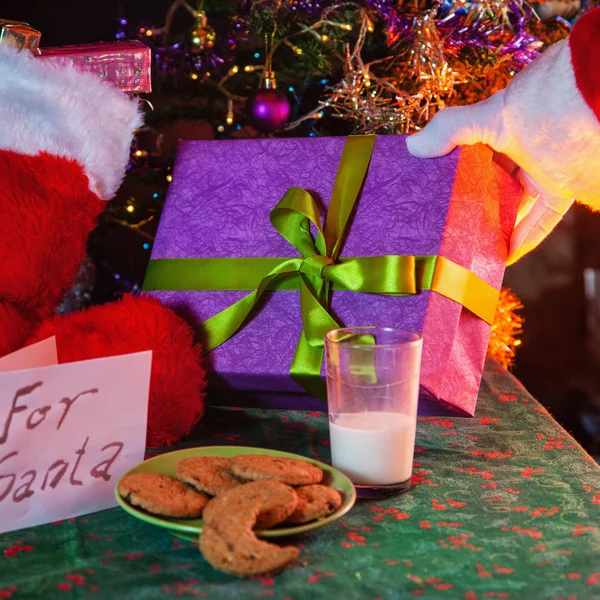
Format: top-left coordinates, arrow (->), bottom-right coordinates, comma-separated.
83,0 -> 593,363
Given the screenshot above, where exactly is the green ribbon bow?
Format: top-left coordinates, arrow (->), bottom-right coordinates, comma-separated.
144,135 -> 497,400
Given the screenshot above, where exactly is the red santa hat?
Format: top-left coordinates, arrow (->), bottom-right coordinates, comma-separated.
570,8 -> 600,123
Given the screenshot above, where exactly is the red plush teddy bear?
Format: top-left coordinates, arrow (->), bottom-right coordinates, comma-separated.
0,44 -> 206,447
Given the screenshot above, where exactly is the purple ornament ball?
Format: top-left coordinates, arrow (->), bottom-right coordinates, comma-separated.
245,88 -> 291,133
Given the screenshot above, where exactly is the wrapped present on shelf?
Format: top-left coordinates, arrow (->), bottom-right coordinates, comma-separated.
0,19 -> 40,50
143,135 -> 522,416
0,19 -> 151,94
34,41 -> 152,94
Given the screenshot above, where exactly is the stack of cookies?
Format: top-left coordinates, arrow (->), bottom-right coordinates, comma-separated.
118,454 -> 343,577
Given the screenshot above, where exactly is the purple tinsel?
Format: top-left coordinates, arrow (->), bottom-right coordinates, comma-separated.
366,0 -> 541,72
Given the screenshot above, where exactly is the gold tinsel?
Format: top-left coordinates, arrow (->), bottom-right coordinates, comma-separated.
487,288 -> 524,370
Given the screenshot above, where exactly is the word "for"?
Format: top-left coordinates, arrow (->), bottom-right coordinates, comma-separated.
0,381 -> 98,446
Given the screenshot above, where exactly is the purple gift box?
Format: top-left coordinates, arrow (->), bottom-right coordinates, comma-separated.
146,135 -> 522,416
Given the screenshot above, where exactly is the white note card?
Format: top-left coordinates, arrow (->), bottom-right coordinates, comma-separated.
0,347 -> 152,534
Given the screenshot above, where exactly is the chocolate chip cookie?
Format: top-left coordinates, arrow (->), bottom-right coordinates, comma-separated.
285,484 -> 343,524
176,456 -> 240,496
200,517 -> 300,577
203,480 -> 298,530
118,472 -> 208,518
228,454 -> 323,486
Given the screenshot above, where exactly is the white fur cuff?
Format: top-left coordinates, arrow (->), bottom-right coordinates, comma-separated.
0,46 -> 143,200
504,39 -> 600,209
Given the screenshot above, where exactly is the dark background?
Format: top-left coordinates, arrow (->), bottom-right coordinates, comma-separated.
4,0 -> 600,456
2,1 -> 152,45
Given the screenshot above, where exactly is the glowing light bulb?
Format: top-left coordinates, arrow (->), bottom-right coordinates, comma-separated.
226,99 -> 234,126
166,174 -> 173,182
126,205 -> 135,213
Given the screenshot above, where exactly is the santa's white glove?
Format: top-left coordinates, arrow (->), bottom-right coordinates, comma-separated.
407,90 -> 574,266
407,8 -> 600,265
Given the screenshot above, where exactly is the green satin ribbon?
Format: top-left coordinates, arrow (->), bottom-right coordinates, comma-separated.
143,135 -> 496,400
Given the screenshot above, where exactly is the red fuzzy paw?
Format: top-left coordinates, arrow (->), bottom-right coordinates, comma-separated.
27,294 -> 207,447
0,300 -> 37,358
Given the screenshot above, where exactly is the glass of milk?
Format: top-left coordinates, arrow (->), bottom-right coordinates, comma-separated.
325,327 -> 422,498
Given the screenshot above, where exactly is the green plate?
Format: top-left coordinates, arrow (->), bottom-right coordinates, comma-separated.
114,445 -> 356,539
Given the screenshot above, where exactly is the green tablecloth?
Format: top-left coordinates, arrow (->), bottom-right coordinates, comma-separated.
1,362 -> 599,599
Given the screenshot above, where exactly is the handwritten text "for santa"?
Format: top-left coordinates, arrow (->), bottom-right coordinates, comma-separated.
0,381 -> 124,504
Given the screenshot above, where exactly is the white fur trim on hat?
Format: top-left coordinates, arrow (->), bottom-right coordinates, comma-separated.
0,45 -> 143,200
504,38 -> 600,209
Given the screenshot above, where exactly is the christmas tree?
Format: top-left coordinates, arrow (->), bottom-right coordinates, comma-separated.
82,0 -> 594,366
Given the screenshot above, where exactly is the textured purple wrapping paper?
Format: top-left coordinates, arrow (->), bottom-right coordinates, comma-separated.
148,135 -> 521,415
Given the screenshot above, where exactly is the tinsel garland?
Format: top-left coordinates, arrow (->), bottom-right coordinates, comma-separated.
487,288 -> 524,369
116,0 -> 571,134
